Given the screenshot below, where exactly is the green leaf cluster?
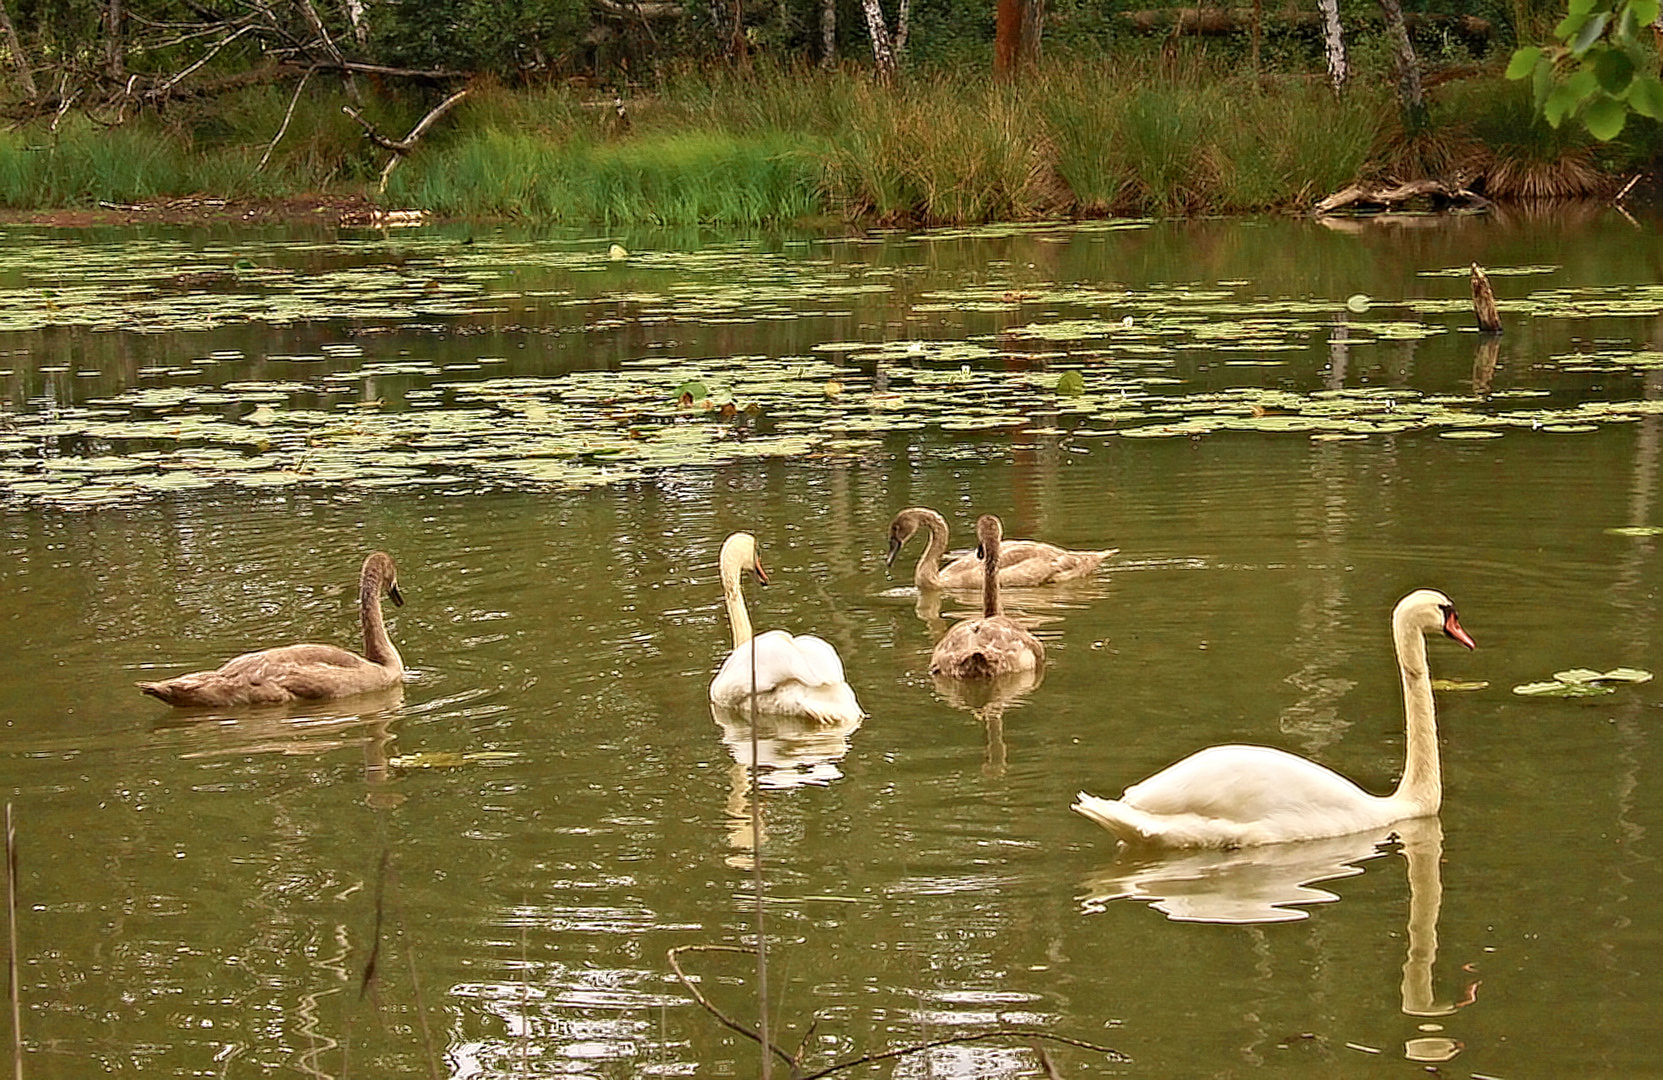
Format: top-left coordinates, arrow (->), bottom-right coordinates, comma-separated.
1507,0 -> 1663,140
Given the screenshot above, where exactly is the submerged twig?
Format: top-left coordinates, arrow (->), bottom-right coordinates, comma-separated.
359,850 -> 389,999
667,945 -> 799,1073
667,944 -> 1131,1078
398,919 -> 441,1080
6,803 -> 18,1080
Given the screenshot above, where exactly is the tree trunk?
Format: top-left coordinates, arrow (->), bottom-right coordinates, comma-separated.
1316,0 -> 1346,91
861,0 -> 896,80
995,0 -> 1041,78
104,0 -> 124,81
1250,0 -> 1261,72
1377,0 -> 1426,128
0,0 -> 36,99
820,0 -> 836,66
343,0 -> 367,46
894,0 -> 910,55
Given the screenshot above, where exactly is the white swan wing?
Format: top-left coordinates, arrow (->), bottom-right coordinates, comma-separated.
713,630 -> 843,696
1123,745 -> 1374,822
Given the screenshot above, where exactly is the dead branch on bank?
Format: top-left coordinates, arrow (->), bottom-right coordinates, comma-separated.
1313,175 -> 1490,215
667,943 -> 1132,1078
343,88 -> 469,194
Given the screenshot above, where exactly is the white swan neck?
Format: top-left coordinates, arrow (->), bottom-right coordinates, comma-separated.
913,511 -> 950,589
720,547 -> 753,650
1391,612 -> 1439,814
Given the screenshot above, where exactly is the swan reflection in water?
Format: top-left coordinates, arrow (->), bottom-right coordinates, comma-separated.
712,704 -> 863,867
1083,817 -> 1474,1059
930,668 -> 1044,778
151,686 -> 407,805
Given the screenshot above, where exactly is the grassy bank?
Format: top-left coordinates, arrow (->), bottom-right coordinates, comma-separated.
0,56 -> 1655,225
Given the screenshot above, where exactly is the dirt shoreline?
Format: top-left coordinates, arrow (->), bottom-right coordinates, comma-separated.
0,194 -> 409,228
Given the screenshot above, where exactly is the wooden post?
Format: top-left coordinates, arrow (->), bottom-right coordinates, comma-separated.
1470,263 -> 1502,334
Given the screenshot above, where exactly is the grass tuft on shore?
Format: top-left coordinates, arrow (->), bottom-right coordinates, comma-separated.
0,55 -> 1649,223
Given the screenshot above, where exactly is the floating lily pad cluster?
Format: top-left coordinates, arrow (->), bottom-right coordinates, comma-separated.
2,229 -> 1662,509
1513,667 -> 1653,697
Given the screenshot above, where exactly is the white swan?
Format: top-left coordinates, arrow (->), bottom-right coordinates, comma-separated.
708,532 -> 863,724
1073,589 -> 1475,848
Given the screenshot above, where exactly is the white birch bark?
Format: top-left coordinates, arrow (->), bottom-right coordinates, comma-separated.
1317,0 -> 1347,91
861,0 -> 896,78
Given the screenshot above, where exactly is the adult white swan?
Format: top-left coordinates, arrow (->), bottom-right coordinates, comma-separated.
1073,589 -> 1475,848
708,532 -> 863,724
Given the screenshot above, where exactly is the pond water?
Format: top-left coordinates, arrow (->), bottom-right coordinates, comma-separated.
2,208 -> 1662,1079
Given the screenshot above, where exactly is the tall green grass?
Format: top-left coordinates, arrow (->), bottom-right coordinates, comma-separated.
0,56 -> 1641,223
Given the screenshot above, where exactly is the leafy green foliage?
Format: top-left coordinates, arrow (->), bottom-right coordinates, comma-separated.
1508,0 -> 1663,139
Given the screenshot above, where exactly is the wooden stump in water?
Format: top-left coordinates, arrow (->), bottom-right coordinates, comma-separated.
1470,262 -> 1502,334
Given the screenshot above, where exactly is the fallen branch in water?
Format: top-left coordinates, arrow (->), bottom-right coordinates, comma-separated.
666,943 -> 1132,1077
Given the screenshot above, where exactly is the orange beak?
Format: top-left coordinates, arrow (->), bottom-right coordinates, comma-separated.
1443,609 -> 1475,649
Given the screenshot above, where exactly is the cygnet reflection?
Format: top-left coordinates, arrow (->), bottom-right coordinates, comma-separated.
931,668 -> 1044,778
151,685 -> 407,805
712,704 -> 863,866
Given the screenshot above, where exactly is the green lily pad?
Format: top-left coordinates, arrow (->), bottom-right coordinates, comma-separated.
1431,679 -> 1489,691
1055,370 -> 1086,397
1512,681 -> 1615,697
389,751 -> 518,769
1607,526 -> 1663,536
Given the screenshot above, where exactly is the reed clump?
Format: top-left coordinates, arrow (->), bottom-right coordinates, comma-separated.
0,55 -> 1649,223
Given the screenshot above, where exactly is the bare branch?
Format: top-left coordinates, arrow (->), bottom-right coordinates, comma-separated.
149,23 -> 258,98
346,88 -> 470,195
257,66 -> 311,171
667,943 -> 1132,1079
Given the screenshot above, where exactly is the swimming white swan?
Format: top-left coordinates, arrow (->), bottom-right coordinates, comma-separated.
1073,589 -> 1475,848
137,552 -> 405,708
708,532 -> 863,724
929,515 -> 1045,679
886,506 -> 1116,591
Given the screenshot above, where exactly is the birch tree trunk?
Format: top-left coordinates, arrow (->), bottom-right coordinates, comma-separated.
861,0 -> 896,80
820,0 -> 836,66
0,0 -> 35,99
894,0 -> 910,56
1316,0 -> 1346,91
343,0 -> 367,46
1377,0 -> 1425,127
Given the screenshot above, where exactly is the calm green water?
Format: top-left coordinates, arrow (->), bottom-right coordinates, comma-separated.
2,210 -> 1663,1078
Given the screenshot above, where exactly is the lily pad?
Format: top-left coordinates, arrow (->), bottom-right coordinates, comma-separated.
1607,526 -> 1663,537
1512,681 -> 1615,697
1430,679 -> 1489,691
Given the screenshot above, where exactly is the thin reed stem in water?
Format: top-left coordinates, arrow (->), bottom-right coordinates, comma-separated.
6,803 -> 17,1080
748,637 -> 772,1080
